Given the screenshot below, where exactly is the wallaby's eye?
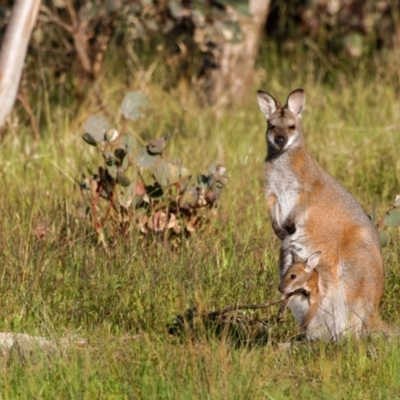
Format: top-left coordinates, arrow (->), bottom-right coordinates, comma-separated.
290,274 -> 296,280
289,125 -> 296,130
268,124 -> 275,130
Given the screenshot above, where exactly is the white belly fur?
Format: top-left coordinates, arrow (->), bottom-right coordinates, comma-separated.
267,169 -> 299,223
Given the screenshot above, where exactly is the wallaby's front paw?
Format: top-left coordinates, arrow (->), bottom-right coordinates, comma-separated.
273,224 -> 288,240
285,221 -> 296,235
277,231 -> 288,240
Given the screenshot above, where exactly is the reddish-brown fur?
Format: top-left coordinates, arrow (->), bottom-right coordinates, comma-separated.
257,89 -> 384,340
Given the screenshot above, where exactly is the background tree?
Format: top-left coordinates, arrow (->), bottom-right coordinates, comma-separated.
0,0 -> 40,131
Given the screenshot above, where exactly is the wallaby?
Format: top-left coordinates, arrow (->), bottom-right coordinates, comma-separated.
257,88 -> 384,340
278,251 -> 322,334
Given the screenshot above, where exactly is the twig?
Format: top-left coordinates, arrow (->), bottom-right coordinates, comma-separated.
92,185 -> 108,251
17,90 -> 40,141
376,203 -> 396,231
216,290 -> 305,315
64,0 -> 79,28
40,5 -> 73,33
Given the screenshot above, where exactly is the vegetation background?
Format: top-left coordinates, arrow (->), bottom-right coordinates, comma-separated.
0,0 -> 400,398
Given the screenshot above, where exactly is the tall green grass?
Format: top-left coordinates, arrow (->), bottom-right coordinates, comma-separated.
0,42 -> 399,398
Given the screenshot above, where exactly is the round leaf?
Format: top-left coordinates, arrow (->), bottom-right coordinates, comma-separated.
83,115 -> 112,141
383,210 -> 400,227
121,91 -> 149,121
153,160 -> 170,187
148,137 -> 167,154
119,183 -> 134,209
117,173 -> 131,187
106,164 -> 118,180
137,146 -> 160,169
179,186 -> 199,210
82,133 -> 97,147
120,134 -> 138,153
379,231 -> 389,248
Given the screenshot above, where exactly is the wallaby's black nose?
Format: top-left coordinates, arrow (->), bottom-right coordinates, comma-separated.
278,285 -> 284,293
275,135 -> 286,147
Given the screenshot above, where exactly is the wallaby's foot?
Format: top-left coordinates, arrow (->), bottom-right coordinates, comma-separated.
272,221 -> 288,240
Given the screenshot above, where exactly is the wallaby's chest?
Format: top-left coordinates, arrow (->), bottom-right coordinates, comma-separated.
265,160 -> 300,220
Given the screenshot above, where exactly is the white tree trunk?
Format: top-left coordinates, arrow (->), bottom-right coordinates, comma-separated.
0,0 -> 41,129
210,0 -> 270,112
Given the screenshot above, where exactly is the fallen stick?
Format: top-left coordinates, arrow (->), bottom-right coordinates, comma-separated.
0,332 -> 87,356
215,289 -> 306,316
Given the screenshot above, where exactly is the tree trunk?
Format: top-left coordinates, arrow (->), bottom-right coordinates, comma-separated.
0,0 -> 41,129
209,0 -> 270,113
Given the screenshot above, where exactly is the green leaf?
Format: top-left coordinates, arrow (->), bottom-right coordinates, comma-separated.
179,186 -> 199,210
136,146 -> 160,169
83,115 -> 112,141
119,183 -> 134,209
383,210 -> 400,227
153,160 -> 170,187
153,160 -> 181,187
120,134 -> 138,153
106,164 -> 118,180
82,133 -> 97,147
121,91 -> 149,121
148,136 -> 167,154
119,134 -> 138,168
379,231 -> 389,248
208,164 -> 216,175
117,173 -> 131,187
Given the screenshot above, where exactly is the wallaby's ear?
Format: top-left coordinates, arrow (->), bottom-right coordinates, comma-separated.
291,250 -> 304,264
257,90 -> 277,119
286,89 -> 305,117
305,251 -> 321,272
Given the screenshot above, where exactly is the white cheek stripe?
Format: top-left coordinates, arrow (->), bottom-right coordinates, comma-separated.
283,134 -> 297,149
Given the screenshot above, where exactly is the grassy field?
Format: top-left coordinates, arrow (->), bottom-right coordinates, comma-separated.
1,43 -> 400,398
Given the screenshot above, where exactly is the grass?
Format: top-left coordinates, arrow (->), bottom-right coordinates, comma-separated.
0,41 -> 400,398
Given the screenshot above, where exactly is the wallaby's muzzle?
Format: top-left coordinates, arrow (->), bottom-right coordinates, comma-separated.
275,135 -> 287,148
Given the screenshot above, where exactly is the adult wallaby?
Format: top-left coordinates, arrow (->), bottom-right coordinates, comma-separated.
278,251 -> 322,334
257,88 -> 384,340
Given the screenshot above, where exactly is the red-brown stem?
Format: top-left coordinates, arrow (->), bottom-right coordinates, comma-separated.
91,185 -> 102,232
376,204 -> 395,231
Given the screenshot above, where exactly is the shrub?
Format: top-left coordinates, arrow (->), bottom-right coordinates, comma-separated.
79,91 -> 227,248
